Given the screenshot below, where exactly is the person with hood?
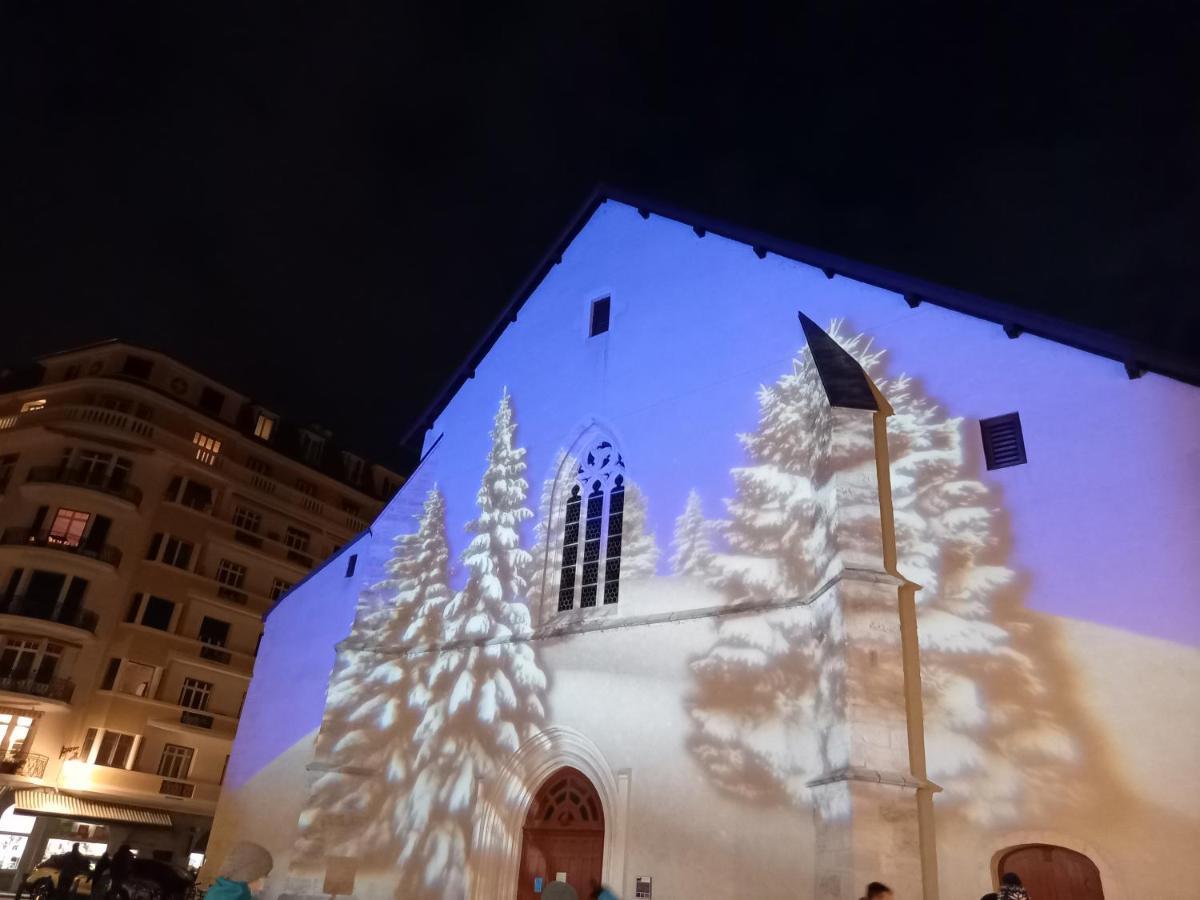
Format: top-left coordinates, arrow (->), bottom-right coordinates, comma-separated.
206,842 -> 274,900
998,872 -> 1031,900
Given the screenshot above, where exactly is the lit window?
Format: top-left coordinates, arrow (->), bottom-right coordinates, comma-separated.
47,508 -> 92,547
193,432 -> 221,466
253,414 -> 276,441
0,713 -> 36,758
19,400 -> 46,414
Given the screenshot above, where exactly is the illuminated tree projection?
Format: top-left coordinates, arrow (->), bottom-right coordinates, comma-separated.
524,449 -> 569,612
620,483 -> 660,578
687,323 -> 1081,823
295,391 -> 549,899
394,389 -> 548,898
296,486 -> 452,858
671,489 -> 715,578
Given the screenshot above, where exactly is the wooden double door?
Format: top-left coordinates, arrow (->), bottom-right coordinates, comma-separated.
517,767 -> 604,900
1000,844 -> 1105,899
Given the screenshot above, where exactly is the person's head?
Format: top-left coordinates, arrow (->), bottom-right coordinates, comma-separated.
866,883 -> 893,899
220,841 -> 273,893
981,894 -> 999,900
72,843 -> 80,852
1001,872 -> 1023,887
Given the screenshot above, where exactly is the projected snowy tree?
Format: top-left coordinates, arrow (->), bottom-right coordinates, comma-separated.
524,449 -> 569,612
671,489 -> 715,577
296,486 -> 451,859
620,483 -> 660,578
396,389 -> 549,898
688,322 -> 1077,822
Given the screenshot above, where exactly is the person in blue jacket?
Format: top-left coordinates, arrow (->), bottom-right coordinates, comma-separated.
205,842 -> 273,900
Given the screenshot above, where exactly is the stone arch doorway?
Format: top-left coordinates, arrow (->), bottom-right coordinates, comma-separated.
517,767 -> 605,900
999,844 -> 1105,899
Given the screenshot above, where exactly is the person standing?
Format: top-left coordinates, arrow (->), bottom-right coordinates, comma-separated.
107,844 -> 134,900
55,844 -> 89,900
998,872 -> 1031,899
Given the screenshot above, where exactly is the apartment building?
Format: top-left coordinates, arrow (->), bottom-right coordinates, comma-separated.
0,340 -> 400,881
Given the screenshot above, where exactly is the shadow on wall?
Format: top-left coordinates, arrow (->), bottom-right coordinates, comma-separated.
684,322 -> 1132,827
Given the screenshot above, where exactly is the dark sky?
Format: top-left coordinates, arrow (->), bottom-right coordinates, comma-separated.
3,4 -> 1197,471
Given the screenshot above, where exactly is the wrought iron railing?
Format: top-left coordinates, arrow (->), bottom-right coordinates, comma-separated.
25,464 -> 143,506
159,778 -> 195,798
0,751 -> 48,778
199,644 -> 232,665
0,675 -> 75,702
0,526 -> 123,569
0,594 -> 99,633
180,710 -> 214,729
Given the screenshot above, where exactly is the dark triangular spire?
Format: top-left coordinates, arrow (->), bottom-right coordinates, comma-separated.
797,312 -> 880,411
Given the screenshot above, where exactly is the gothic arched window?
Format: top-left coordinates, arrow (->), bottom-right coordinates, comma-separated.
557,440 -> 625,611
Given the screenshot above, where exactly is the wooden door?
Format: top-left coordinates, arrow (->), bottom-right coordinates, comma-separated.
517,768 -> 604,900
1000,845 -> 1104,900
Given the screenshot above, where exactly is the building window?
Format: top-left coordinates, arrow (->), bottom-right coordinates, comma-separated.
558,439 -> 625,611
47,509 -> 92,547
345,554 -> 357,577
113,660 -> 156,697
341,453 -> 364,484
589,296 -> 611,337
284,527 -> 310,553
980,412 -> 1028,470
192,432 -> 221,466
247,457 -> 271,476
139,595 -> 175,631
147,534 -> 194,570
121,355 -> 154,379
94,730 -> 137,768
298,432 -> 325,466
269,579 -> 291,601
0,454 -> 18,493
0,637 -> 63,684
63,364 -> 82,381
215,559 -> 247,589
157,744 -> 194,780
253,414 -> 276,441
19,399 -> 46,414
179,678 -> 212,711
340,498 -> 361,516
198,387 -> 225,417
165,477 -> 213,512
0,712 -> 37,756
294,479 -> 316,497
198,616 -> 230,647
232,506 -> 262,533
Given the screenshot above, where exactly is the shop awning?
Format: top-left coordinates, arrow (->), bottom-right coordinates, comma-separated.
12,790 -> 173,827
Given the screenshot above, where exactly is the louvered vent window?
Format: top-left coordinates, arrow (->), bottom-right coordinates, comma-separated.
980,412 -> 1027,470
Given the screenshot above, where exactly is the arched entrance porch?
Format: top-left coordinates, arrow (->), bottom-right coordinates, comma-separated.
517,768 -> 604,900
999,844 -> 1105,899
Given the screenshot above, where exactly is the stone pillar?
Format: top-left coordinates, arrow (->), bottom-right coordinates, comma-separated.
796,314 -> 939,900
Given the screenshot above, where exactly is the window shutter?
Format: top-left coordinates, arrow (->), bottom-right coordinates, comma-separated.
980,413 -> 1027,470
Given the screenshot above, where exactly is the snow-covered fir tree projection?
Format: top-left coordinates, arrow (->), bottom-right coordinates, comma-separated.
671,489 -> 715,577
297,486 -> 452,859
620,483 -> 660,579
295,391 -> 549,899
687,322 -> 1084,824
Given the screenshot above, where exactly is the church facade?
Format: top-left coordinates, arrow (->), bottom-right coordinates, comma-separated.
203,191 -> 1200,900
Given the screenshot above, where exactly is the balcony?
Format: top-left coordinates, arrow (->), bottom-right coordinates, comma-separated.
0,751 -> 48,778
0,675 -> 74,703
180,710 -> 214,729
0,595 -> 99,634
26,465 -> 143,508
159,778 -> 194,798
198,644 -> 232,665
80,763 -> 221,808
0,526 -> 122,570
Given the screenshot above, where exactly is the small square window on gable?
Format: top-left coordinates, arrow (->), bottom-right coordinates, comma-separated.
589,296 -> 611,337
980,412 -> 1027,470
199,386 -> 226,417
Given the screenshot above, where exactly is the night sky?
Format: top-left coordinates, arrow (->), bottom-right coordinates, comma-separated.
2,4 -> 1196,471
